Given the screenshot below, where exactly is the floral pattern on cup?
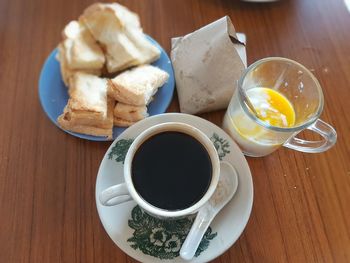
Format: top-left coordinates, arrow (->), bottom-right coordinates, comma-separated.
210,133 -> 230,160
127,206 -> 217,259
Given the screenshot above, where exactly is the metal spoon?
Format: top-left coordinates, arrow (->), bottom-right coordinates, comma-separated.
179,161 -> 239,261
239,86 -> 261,119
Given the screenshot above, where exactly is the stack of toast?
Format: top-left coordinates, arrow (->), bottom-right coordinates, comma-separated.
56,3 -> 169,139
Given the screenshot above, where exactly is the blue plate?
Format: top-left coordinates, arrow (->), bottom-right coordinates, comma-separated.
39,36 -> 175,141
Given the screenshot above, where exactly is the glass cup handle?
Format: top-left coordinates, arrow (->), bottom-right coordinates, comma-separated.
99,183 -> 133,206
283,119 -> 337,153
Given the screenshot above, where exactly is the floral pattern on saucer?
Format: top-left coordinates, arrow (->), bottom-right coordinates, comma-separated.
210,133 -> 230,160
127,206 -> 217,259
108,138 -> 134,163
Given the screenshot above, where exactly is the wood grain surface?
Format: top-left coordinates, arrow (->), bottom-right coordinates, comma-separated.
0,0 -> 349,262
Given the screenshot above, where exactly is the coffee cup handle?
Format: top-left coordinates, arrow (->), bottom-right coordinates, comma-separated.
99,183 -> 133,206
283,119 -> 337,153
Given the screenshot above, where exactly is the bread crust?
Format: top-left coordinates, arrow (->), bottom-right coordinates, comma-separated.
113,102 -> 148,122
113,116 -> 135,127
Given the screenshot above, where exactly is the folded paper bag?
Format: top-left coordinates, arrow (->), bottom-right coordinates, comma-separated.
171,16 -> 247,114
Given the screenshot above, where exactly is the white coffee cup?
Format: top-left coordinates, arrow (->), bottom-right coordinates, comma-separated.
99,122 -> 231,219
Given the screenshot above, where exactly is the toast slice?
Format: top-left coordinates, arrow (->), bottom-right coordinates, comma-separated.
108,65 -> 169,106
62,20 -> 105,70
124,26 -> 161,65
80,3 -> 138,73
57,72 -> 114,138
56,21 -> 105,86
57,43 -> 102,86
80,3 -> 160,73
113,102 -> 148,127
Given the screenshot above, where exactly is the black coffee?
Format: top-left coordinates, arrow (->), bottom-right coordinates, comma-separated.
131,131 -> 212,211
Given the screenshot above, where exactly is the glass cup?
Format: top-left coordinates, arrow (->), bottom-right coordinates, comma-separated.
223,57 -> 337,157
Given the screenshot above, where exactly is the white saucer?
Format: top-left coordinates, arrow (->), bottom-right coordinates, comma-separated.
95,113 -> 254,263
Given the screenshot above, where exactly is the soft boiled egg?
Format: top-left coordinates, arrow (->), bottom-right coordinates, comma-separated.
247,87 -> 295,128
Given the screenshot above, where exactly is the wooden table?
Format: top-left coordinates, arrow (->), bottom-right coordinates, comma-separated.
1,0 -> 349,262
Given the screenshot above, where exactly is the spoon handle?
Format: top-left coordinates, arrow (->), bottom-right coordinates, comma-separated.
180,206 -> 213,261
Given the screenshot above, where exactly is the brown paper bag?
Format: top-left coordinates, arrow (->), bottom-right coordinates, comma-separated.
171,16 -> 247,114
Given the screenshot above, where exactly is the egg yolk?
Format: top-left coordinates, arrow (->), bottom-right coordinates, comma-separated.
247,87 -> 295,128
